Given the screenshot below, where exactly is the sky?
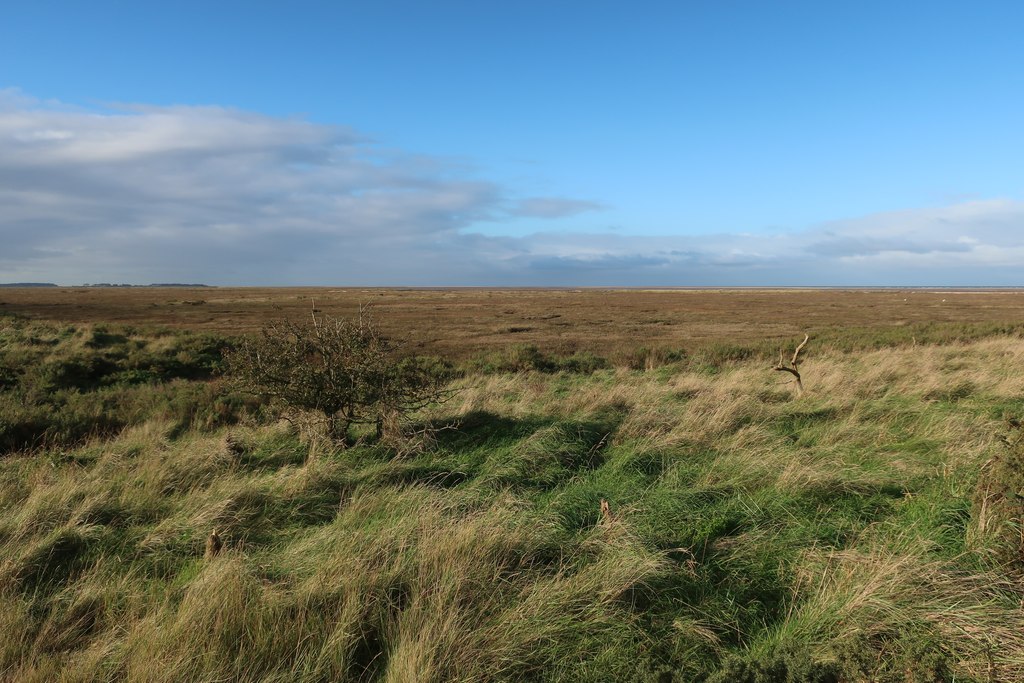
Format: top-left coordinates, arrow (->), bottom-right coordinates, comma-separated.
1,1 -> 1023,286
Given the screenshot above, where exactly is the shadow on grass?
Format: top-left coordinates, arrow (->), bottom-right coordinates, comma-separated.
432,410 -> 557,450
366,406 -> 631,493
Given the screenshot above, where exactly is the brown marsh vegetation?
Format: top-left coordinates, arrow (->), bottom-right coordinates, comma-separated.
3,286 -> 1024,359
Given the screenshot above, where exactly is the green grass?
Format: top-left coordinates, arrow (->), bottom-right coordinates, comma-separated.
0,317 -> 259,452
2,318 -> 1024,680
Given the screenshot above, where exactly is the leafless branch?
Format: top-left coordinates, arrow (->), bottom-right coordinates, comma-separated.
773,333 -> 809,395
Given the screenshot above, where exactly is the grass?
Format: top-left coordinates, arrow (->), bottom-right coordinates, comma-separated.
3,312 -> 1024,680
0,316 -> 257,452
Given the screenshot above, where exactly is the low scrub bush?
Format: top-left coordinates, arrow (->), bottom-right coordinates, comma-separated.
225,310 -> 455,444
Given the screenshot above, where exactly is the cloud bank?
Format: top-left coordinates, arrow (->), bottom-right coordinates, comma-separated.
1,89 -> 1022,286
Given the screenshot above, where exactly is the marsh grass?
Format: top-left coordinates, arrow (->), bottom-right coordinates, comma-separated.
0,318 -> 260,453
3,319 -> 1024,680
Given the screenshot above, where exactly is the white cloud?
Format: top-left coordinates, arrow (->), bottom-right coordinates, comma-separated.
13,129 -> 74,142
492,200 -> 1024,285
1,88 -> 1023,286
0,89 -> 511,283
509,197 -> 606,218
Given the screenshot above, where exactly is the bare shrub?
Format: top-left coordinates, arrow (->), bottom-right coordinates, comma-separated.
225,308 -> 454,445
773,333 -> 809,395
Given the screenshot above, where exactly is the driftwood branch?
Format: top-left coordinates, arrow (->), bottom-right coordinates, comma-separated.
205,529 -> 223,559
773,334 -> 808,394
599,499 -> 614,525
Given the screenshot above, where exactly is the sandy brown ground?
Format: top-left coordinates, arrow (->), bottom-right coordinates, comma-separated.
2,287 -> 1023,358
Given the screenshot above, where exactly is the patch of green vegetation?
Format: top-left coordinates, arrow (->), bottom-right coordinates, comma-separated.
466,343 -> 610,374
0,319 -> 258,453
2,322 -> 1023,680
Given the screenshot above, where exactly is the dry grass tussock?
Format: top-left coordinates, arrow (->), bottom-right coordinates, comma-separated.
779,531 -> 1024,680
106,492 -> 662,682
0,423 -> 665,681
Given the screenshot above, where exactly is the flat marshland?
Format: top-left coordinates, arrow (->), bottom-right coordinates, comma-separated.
5,286 -> 1024,359
2,288 -> 1024,681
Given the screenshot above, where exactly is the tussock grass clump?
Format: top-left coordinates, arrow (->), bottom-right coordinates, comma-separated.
970,418 -> 1024,569
1,524 -> 96,593
767,534 -> 1024,681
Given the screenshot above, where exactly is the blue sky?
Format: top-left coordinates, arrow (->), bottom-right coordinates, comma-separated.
2,1 -> 1023,285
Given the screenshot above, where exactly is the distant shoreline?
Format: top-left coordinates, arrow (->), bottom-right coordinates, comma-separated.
1,284 -> 1022,292
0,283 -> 211,288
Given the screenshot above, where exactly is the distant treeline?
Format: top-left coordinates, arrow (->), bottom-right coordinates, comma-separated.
0,283 -> 211,288
0,283 -> 58,288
